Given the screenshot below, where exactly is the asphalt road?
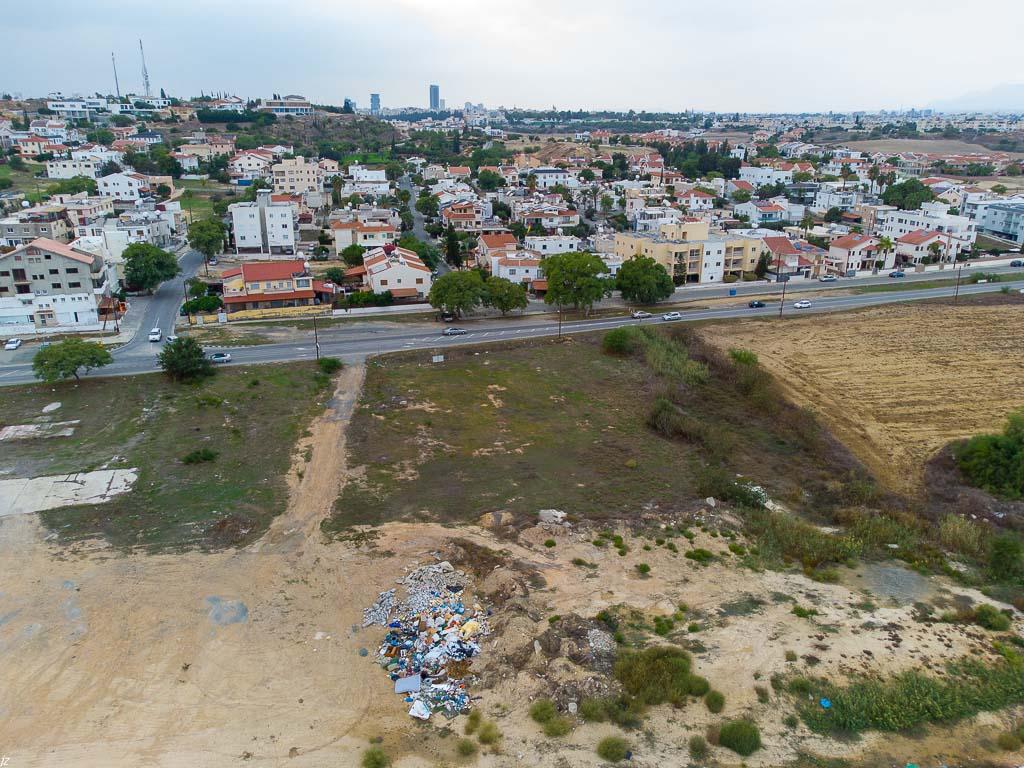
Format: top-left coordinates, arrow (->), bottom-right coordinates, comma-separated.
2,277 -> 1019,386
398,174 -> 450,275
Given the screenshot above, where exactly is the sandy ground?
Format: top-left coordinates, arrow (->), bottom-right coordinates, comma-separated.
708,300 -> 1024,494
841,138 -> 1024,159
1,469 -> 137,516
3,355 -> 1023,766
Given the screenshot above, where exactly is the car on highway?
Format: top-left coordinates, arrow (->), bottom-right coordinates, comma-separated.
793,300 -> 812,309
662,311 -> 682,321
748,300 -> 766,308
442,327 -> 467,336
1010,259 -> 1023,267
631,310 -> 652,318
818,275 -> 837,282
888,271 -> 906,278
4,338 -> 23,351
208,352 -> 232,363
147,327 -> 162,342
165,334 -> 179,343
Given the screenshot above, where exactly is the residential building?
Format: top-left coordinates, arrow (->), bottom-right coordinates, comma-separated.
519,206 -> 580,231
679,189 -> 715,212
524,235 -> 580,255
228,150 -> 275,183
974,200 -> 1024,245
360,245 -> 432,299
0,205 -> 72,247
739,164 -> 794,188
478,233 -> 519,262
735,200 -> 787,226
634,206 -> 683,233
0,237 -> 113,333
429,84 -> 440,111
46,158 -> 100,180
98,172 -> 150,203
895,229 -> 951,264
441,201 -> 486,232
221,259 -> 314,312
329,219 -> 397,253
826,233 -> 882,275
229,189 -> 296,257
529,167 -> 573,190
261,95 -> 313,116
814,184 -> 860,213
272,156 -> 323,195
490,250 -> 543,287
761,236 -> 824,278
876,202 -> 976,258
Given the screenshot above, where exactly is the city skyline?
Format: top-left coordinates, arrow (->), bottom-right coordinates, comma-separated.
4,0 -> 1024,113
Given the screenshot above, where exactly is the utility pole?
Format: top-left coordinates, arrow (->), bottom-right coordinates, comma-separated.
312,314 -> 321,359
183,279 -> 192,325
139,39 -> 151,99
111,52 -> 121,100
778,277 -> 788,319
953,264 -> 963,305
557,304 -> 563,339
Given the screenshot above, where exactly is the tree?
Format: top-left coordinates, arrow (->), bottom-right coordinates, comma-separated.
324,266 -> 347,284
927,240 -> 944,263
875,236 -> 894,269
824,207 -> 843,223
579,168 -> 595,182
331,177 -> 343,206
445,225 -> 462,269
415,194 -> 439,218
124,242 -> 180,293
882,179 -> 935,210
100,159 -> 122,176
156,183 -> 172,198
732,190 -> 752,203
616,256 -> 674,304
158,337 -> 214,382
187,218 -> 225,267
754,252 -> 770,279
800,211 -> 814,235
600,194 -> 614,212
428,270 -> 486,317
340,243 -> 366,267
47,176 -> 97,196
484,276 -> 528,315
32,339 -> 112,382
476,169 -> 505,192
540,251 -> 610,315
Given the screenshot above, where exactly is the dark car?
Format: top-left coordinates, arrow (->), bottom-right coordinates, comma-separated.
889,271 -> 906,278
440,312 -> 456,323
748,300 -> 766,308
1010,259 -> 1023,267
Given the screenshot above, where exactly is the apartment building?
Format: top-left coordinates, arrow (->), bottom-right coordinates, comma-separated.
0,237 -> 113,333
524,235 -> 580,255
272,156 -> 323,195
261,96 -> 313,116
974,200 -> 1024,245
489,250 -> 544,287
98,172 -> 150,203
46,157 -> 100,180
229,189 -> 296,257
0,206 -> 72,247
876,201 -> 977,258
329,220 -> 397,253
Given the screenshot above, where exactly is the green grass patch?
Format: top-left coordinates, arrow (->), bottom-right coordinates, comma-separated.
855,279 -> 956,294
0,364 -> 327,551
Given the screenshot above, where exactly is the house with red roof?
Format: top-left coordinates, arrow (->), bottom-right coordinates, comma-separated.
679,189 -> 715,212
895,229 -> 949,265
220,259 -> 315,312
356,245 -> 432,299
477,232 -> 518,262
826,233 -> 882,275
726,179 -> 755,199
761,236 -> 825,278
329,219 -> 397,254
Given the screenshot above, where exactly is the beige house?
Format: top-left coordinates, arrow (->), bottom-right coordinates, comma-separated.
329,220 -> 398,254
272,156 -> 323,195
352,245 -> 432,299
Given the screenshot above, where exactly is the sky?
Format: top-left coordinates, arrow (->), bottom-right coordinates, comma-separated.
5,0 -> 1024,113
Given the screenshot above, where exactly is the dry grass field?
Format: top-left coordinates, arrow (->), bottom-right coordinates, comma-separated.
708,295 -> 1024,494
842,137 -> 1024,158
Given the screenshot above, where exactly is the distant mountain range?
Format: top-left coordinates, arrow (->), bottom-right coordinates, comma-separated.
928,83 -> 1024,113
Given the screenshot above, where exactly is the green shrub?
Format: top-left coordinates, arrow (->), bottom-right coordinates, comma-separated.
361,747 -> 390,768
954,410 -> 1024,500
755,684 -> 770,703
785,650 -> 798,662
596,736 -> 630,762
685,548 -> 715,564
529,699 -> 557,724
718,719 -> 762,756
783,713 -> 799,729
614,646 -> 693,706
455,738 -> 477,756
476,721 -> 501,745
544,538 -> 556,548
788,677 -> 813,696
998,731 -> 1023,751
543,716 -> 572,737
635,563 -> 651,576
182,447 -> 218,464
974,604 -> 1012,631
646,397 -> 708,443
792,605 -> 819,619
729,348 -> 758,366
689,734 -> 708,758
687,675 -> 710,696
464,709 -> 481,735
579,698 -> 608,722
989,534 -> 1024,581
317,356 -> 343,374
705,689 -> 725,713
603,326 -> 638,356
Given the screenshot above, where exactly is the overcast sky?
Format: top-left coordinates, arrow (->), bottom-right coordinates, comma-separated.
5,0 -> 1023,113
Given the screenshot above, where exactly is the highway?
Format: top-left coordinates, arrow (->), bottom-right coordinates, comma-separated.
1,276 -> 1020,386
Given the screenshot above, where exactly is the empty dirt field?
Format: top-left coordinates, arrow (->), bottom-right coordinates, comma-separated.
841,138 -> 1024,159
708,295 -> 1024,494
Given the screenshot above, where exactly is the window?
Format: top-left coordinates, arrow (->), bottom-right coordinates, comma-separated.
68,282 -> 81,288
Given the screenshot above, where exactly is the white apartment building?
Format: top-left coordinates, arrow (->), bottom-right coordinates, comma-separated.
739,165 -> 793,188
272,156 -> 323,195
489,250 -> 543,286
261,96 -> 313,116
229,189 -> 296,257
98,172 -> 149,202
361,246 -> 432,299
529,167 -> 575,189
46,158 -> 100,179
523,235 -> 580,255
876,201 -> 977,257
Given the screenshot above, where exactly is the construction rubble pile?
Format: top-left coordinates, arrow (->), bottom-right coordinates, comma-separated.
363,561 -> 491,720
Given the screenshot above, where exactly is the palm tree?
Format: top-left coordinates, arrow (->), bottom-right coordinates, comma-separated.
876,236 -> 894,271
867,164 -> 880,195
927,240 -> 943,265
800,211 -> 814,237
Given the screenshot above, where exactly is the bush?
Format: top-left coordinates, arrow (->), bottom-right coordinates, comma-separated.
635,563 -> 651,576
705,689 -> 725,713
456,738 -> 477,756
784,713 -> 799,728
182,448 -> 218,464
688,734 -> 708,759
317,357 -> 343,374
974,603 -> 1012,631
596,736 -> 630,762
728,347 -> 758,366
989,534 -> 1024,581
614,646 -> 693,706
361,747 -> 390,768
542,716 -> 572,737
464,709 -> 481,735
476,721 -> 500,745
718,719 -> 762,756
998,731 -> 1022,751
579,698 -> 608,722
543,538 -> 556,548
785,650 -> 798,662
529,699 -> 557,724
755,684 -> 770,703
603,326 -> 637,355
954,410 -> 1024,500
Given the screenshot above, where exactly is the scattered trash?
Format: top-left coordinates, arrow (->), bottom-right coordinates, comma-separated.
358,647 -> 369,657
365,562 -> 489,720
820,697 -> 832,709
538,509 -> 567,524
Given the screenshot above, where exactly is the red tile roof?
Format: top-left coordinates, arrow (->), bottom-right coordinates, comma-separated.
238,259 -> 307,281
897,229 -> 940,245
831,233 -> 876,251
223,289 -> 314,304
479,233 -> 518,250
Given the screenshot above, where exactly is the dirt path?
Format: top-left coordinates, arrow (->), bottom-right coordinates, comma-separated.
0,364 -> 405,767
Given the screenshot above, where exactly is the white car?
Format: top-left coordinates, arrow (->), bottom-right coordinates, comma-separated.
165,334 -> 179,343
793,300 -> 812,309
662,311 -> 682,321
3,338 -> 23,351
631,310 -> 652,319
818,275 -> 837,282
147,328 -> 162,342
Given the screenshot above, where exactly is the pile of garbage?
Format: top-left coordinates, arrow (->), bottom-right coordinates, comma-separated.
365,561 -> 491,720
